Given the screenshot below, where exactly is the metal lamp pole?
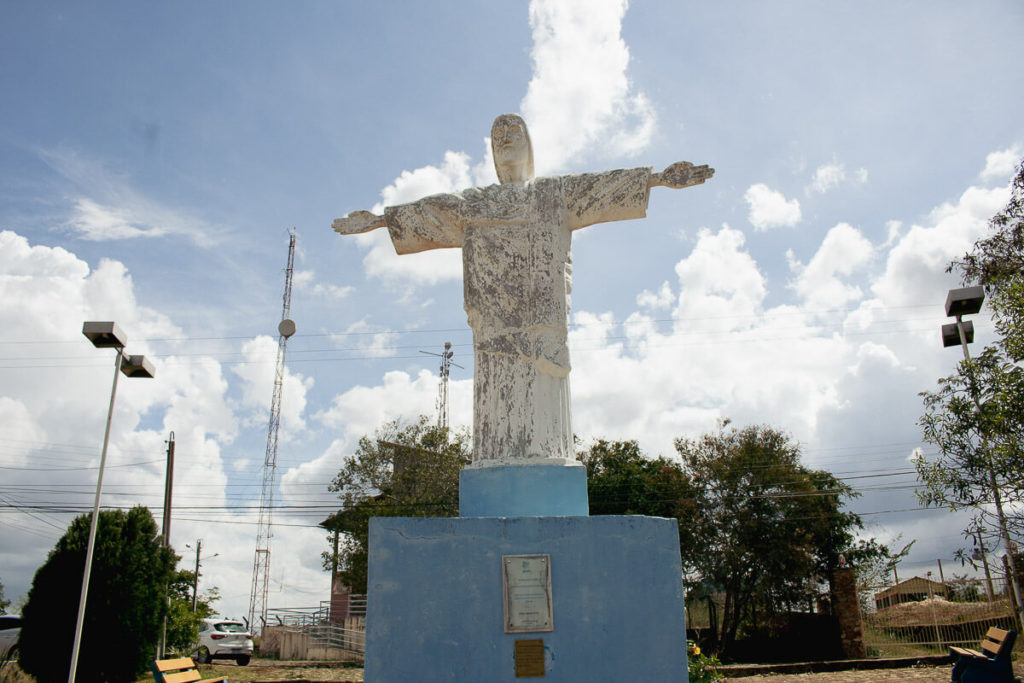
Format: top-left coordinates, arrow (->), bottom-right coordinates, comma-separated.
69,322 -> 155,683
942,288 -> 1024,631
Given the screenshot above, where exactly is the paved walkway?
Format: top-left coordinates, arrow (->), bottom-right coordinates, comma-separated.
730,666 -> 949,681
730,663 -> 1024,681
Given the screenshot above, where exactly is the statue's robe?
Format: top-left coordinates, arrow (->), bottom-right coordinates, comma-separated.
383,167 -> 652,465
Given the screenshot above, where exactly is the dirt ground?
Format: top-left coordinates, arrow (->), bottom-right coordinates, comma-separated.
148,659 -> 365,682
6,658 -> 1021,682
209,659 -> 1022,682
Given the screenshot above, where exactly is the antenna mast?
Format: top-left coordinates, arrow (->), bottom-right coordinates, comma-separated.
420,341 -> 460,429
248,229 -> 296,633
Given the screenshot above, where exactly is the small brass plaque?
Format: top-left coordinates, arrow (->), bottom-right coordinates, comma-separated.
514,638 -> 545,677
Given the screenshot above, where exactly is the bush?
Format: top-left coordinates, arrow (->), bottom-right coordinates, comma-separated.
687,640 -> 724,682
19,507 -> 176,683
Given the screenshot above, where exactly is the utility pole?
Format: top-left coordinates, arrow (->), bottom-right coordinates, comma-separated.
162,432 -> 175,546
158,432 -> 175,658
249,230 -> 296,634
187,540 -> 217,613
192,539 -> 201,612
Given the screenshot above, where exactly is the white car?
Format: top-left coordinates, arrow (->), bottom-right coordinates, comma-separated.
0,614 -> 20,661
195,618 -> 253,666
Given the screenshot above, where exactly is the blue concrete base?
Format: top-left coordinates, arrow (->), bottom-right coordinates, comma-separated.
366,515 -> 688,682
459,464 -> 589,517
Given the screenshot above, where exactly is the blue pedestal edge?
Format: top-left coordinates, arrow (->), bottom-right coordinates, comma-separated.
459,464 -> 589,517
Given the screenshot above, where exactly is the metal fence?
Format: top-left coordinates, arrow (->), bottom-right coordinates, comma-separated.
266,595 -> 367,656
861,576 -> 1020,657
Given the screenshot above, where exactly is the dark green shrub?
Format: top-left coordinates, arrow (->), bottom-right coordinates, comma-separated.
19,507 -> 175,683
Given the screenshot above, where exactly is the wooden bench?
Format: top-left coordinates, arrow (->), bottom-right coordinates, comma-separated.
150,657 -> 227,683
950,627 -> 1017,682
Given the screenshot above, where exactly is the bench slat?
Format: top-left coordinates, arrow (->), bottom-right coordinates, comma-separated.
162,672 -> 202,683
153,658 -> 197,673
987,627 -> 1009,640
151,657 -> 227,683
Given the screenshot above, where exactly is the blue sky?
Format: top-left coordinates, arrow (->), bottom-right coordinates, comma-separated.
2,0 -> 1023,620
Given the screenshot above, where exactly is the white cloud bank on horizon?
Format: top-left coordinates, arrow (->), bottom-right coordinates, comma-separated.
0,230 -> 320,618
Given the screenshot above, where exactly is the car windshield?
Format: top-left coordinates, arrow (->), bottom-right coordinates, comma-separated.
214,622 -> 247,633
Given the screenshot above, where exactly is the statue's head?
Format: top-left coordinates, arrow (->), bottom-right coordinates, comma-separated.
491,114 -> 534,184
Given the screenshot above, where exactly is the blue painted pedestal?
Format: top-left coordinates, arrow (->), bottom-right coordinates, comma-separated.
364,465 -> 689,682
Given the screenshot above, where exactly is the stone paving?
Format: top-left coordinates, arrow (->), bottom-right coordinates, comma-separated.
730,665 -> 948,681
730,662 -> 1024,681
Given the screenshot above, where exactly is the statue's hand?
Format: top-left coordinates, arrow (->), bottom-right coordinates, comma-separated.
332,210 -> 386,235
653,162 -> 715,189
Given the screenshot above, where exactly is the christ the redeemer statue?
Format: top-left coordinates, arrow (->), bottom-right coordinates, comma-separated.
333,114 -> 713,469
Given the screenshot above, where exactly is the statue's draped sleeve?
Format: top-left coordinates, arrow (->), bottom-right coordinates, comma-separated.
562,166 -> 652,231
383,191 -> 472,255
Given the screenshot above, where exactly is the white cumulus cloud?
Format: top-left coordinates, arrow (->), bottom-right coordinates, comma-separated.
521,0 -> 655,172
745,183 -> 802,230
788,223 -> 874,311
980,145 -> 1022,182
348,0 -> 656,285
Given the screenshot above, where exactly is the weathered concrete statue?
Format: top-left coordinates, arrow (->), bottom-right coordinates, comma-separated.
333,114 -> 713,468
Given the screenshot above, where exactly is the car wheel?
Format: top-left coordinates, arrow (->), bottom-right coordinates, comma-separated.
195,647 -> 211,664
236,655 -> 251,666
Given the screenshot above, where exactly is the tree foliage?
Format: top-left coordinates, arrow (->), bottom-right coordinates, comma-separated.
951,159 -> 1024,360
19,507 -> 176,683
675,423 -> 880,655
322,416 -> 471,593
163,569 -> 220,657
581,438 -> 699,563
917,346 -> 1024,539
0,578 -> 9,614
918,158 -> 1024,548
581,426 -> 885,658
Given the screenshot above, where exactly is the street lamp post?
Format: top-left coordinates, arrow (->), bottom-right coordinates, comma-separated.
942,288 -> 1024,630
69,322 -> 155,683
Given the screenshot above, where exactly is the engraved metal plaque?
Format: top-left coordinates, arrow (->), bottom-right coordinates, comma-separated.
503,554 -> 553,633
514,638 -> 545,677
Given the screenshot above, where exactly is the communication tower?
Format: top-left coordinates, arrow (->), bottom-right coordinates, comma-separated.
248,230 -> 296,633
420,341 -> 461,429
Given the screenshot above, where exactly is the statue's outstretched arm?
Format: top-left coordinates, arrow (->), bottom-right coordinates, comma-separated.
650,162 -> 715,189
332,210 -> 387,235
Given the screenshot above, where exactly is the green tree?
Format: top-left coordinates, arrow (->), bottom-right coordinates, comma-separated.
951,159 -> 1024,360
19,506 -> 176,683
163,569 -> 220,657
675,423 -> 880,656
322,415 -> 471,593
580,438 -> 699,568
0,578 -> 10,614
918,158 -> 1024,553
917,347 -> 1024,538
